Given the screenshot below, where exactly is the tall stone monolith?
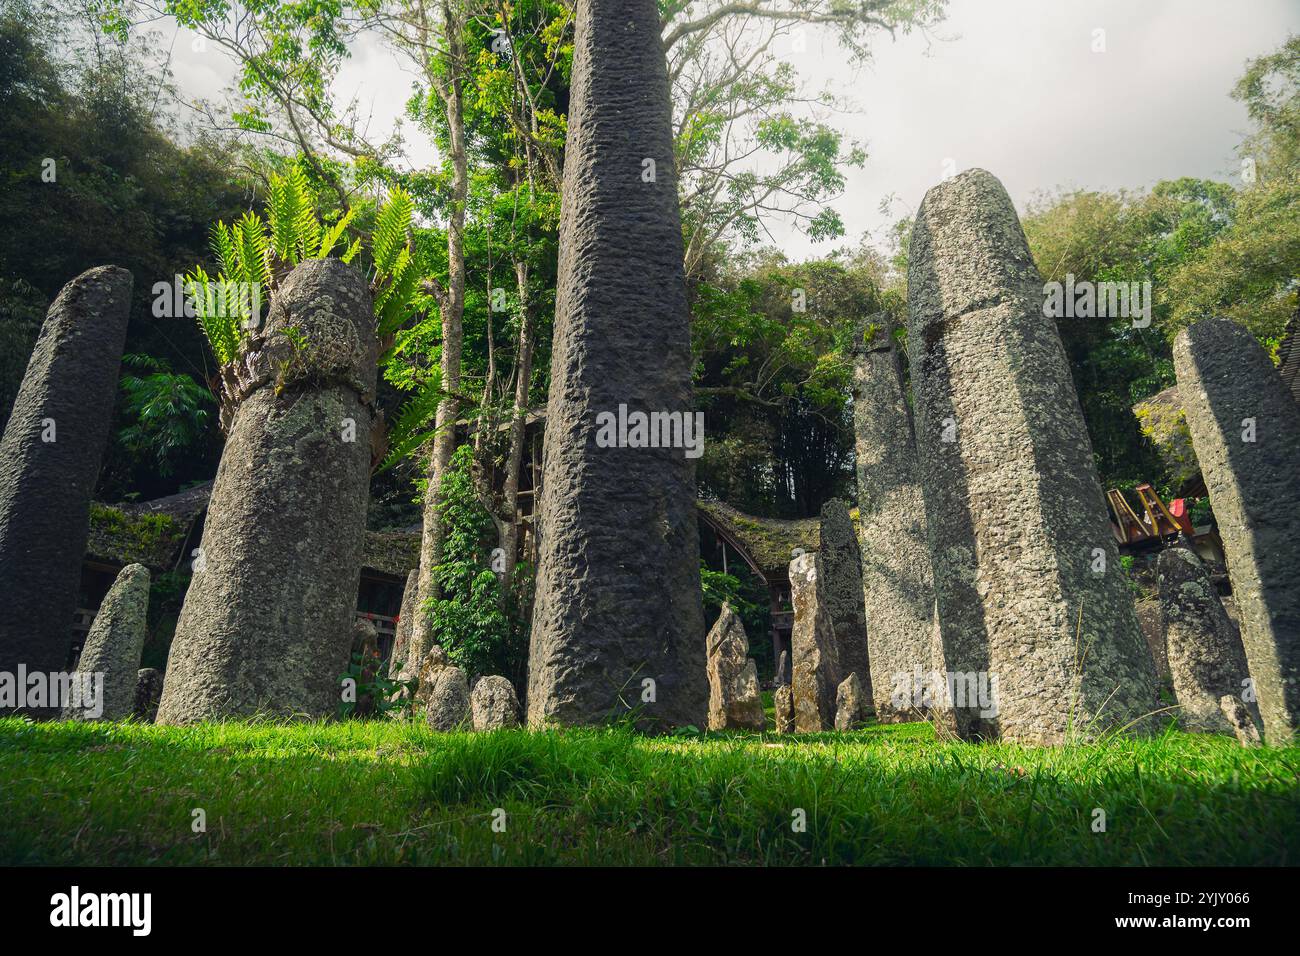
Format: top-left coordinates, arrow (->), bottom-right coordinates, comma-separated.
1158,547 -> 1254,734
156,258 -> 376,724
526,0 -> 707,730
818,499 -> 873,712
907,168 -> 1156,744
706,603 -> 765,731
788,552 -> 842,731
1174,318 -> 1300,744
64,563 -> 150,721
851,316 -> 939,723
0,266 -> 132,715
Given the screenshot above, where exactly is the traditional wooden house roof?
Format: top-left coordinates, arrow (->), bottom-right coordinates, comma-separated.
87,482 -> 420,580
696,499 -> 820,579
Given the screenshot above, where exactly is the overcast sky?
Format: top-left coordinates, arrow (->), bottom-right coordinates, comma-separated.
164,0 -> 1299,260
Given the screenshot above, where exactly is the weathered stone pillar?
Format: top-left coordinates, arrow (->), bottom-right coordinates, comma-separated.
1174,318 -> 1300,744
907,168 -> 1156,744
705,603 -> 765,731
389,569 -> 419,680
65,563 -> 150,721
789,552 -> 842,731
818,499 -> 873,712
0,266 -> 132,713
1159,547 -> 1255,733
156,258 -> 376,724
851,316 -> 939,723
526,0 -> 707,729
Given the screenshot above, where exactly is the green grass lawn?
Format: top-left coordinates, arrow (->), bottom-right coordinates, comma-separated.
1,717 -> 1296,865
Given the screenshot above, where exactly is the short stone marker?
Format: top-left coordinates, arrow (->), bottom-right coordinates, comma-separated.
64,563 -> 150,721
471,676 -> 521,731
705,603 -> 765,731
1159,547 -> 1254,733
789,552 -> 842,732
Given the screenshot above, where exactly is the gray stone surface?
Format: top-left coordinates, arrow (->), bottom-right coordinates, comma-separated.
156,258 -> 376,724
1175,318 -> 1300,745
134,668 -> 163,723
0,266 -> 132,713
818,499 -> 873,713
471,675 -> 521,731
907,168 -> 1157,744
412,644 -> 452,715
789,552 -> 842,732
851,317 -> 939,723
1134,597 -> 1170,684
835,673 -> 864,731
425,666 -> 470,732
526,0 -> 707,731
1159,547 -> 1254,733
705,604 -> 765,731
389,569 -> 419,680
1219,694 -> 1262,748
774,684 -> 795,734
64,563 -> 150,720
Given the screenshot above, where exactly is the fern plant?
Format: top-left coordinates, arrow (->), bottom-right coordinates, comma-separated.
184,167 -> 411,373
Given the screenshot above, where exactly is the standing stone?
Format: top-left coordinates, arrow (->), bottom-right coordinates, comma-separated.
412,644 -> 452,714
389,569 -> 419,680
705,604 -> 765,731
134,668 -> 163,722
907,168 -> 1156,744
774,685 -> 795,734
156,258 -> 376,724
1174,318 -> 1300,745
425,666 -> 471,732
0,266 -> 132,714
1159,547 -> 1254,734
835,673 -> 864,731
818,500 -> 873,713
852,316 -> 941,723
471,675 -> 521,731
1218,695 -> 1262,748
788,552 -> 842,732
526,0 -> 707,730
775,650 -> 790,687
64,563 -> 150,721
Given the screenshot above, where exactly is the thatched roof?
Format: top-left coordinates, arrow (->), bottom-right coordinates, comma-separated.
1132,385 -> 1201,494
88,482 -> 421,579
361,530 -> 420,579
697,499 -> 820,577
85,504 -> 189,570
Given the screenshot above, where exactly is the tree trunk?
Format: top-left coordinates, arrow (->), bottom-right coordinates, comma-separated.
498,258 -> 536,605
409,2 -> 469,672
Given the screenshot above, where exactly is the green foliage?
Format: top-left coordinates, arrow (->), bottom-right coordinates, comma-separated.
185,167 -> 420,370
86,504 -> 184,569
117,355 -> 212,476
691,249 -> 884,516
338,650 -> 411,721
426,446 -> 528,683
700,560 -> 772,674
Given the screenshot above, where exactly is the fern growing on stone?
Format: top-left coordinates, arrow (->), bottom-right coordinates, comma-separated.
183,166 -> 423,430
